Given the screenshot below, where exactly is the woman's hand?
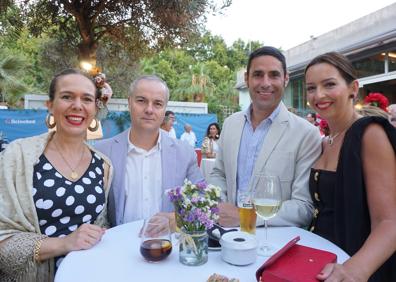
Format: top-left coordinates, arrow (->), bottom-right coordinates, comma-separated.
63,223 -> 106,252
317,263 -> 365,282
38,224 -> 106,261
155,212 -> 176,233
206,152 -> 216,158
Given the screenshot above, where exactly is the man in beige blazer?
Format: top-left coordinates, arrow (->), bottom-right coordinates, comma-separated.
209,46 -> 321,227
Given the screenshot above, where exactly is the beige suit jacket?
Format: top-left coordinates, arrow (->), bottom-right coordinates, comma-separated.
209,102 -> 322,227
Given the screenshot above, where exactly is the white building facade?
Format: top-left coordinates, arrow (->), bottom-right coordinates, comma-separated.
24,94 -> 208,114
237,3 -> 396,114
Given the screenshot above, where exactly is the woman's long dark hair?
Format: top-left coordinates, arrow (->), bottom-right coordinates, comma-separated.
206,122 -> 221,140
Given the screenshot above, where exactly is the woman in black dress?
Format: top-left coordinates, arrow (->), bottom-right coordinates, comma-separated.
305,52 -> 396,282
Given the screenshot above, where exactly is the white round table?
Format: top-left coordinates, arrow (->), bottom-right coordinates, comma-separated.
55,221 -> 349,282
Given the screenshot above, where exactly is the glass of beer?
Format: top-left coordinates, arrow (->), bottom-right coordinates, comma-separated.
237,190 -> 257,234
140,216 -> 172,262
252,175 -> 282,256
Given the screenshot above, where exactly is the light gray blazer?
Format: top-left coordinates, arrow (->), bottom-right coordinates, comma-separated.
95,129 -> 204,226
209,102 -> 322,227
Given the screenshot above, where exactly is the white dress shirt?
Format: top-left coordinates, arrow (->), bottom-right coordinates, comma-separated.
168,127 -> 177,139
180,131 -> 197,148
123,130 -> 162,223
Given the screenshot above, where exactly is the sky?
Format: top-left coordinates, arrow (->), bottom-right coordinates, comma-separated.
206,0 -> 396,50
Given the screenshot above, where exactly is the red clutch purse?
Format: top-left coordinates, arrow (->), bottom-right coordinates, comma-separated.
256,236 -> 337,282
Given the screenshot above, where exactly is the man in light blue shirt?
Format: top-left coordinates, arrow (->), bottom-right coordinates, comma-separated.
237,104 -> 280,192
210,46 -> 321,227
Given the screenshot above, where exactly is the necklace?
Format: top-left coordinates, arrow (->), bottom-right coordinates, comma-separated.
53,138 -> 85,180
328,132 -> 342,145
327,118 -> 357,146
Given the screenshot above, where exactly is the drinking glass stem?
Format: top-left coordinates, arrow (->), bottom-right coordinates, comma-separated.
264,220 -> 268,245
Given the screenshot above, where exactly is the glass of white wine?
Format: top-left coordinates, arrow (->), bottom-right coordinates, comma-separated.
251,174 -> 282,256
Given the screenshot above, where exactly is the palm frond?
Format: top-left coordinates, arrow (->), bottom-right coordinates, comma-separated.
0,56 -> 26,76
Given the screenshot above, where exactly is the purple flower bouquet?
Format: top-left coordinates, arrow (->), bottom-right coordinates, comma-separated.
167,180 -> 221,232
167,180 -> 221,265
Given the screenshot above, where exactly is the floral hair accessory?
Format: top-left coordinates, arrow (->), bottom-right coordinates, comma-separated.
94,73 -> 113,120
363,92 -> 389,112
167,179 -> 221,232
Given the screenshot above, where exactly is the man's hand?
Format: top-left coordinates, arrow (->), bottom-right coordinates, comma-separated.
155,212 -> 177,233
218,202 -> 240,227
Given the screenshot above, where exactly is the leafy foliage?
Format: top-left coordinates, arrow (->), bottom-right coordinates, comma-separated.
8,0 -> 232,66
0,55 -> 29,107
0,1 -> 265,118
138,32 -> 262,121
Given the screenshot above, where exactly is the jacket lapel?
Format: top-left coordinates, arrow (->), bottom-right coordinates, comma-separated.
229,113 -> 246,202
111,130 -> 129,225
161,133 -> 176,210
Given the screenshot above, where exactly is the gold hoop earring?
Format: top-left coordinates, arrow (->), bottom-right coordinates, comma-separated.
88,118 -> 99,132
45,113 -> 56,129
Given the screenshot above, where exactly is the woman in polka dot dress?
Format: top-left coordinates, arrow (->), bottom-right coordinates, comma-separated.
0,69 -> 113,282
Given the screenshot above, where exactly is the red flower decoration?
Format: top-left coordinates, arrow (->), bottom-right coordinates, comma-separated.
363,93 -> 389,112
318,118 -> 330,136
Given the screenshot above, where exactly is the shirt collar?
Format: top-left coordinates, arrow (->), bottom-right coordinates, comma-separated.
127,128 -> 162,154
243,103 -> 281,126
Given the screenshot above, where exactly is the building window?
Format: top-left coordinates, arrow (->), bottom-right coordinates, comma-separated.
353,53 -> 385,78
388,51 -> 396,72
291,78 -> 306,111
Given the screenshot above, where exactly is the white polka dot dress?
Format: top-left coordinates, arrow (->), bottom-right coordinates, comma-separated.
33,151 -> 105,269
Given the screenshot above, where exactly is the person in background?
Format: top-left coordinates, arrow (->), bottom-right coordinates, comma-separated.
357,105 -> 391,120
180,123 -> 197,148
165,110 -> 177,139
95,75 -> 204,229
0,69 -> 113,281
305,52 -> 396,281
160,115 -> 173,133
287,107 -> 298,114
210,46 -> 322,228
306,112 -> 317,125
0,131 -> 8,152
388,104 -> 396,128
201,122 -> 221,158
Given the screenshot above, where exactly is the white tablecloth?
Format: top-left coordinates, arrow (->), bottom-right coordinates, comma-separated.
55,221 -> 349,282
200,158 -> 216,181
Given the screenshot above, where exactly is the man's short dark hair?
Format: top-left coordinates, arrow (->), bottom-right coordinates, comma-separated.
247,46 -> 287,75
165,110 -> 175,116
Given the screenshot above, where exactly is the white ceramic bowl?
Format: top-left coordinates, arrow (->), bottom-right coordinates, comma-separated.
220,231 -> 258,266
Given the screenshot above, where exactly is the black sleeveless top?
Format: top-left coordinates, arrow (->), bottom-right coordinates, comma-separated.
33,150 -> 105,269
309,116 -> 396,282
309,168 -> 336,243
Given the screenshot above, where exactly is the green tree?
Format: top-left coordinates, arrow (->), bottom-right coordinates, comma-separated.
137,32 -> 263,120
0,55 -> 29,107
186,32 -> 228,64
173,63 -> 216,102
6,0 -> 231,68
1,5 -> 52,93
225,39 -> 262,71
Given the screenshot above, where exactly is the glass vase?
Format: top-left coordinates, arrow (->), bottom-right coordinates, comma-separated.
179,229 -> 208,266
